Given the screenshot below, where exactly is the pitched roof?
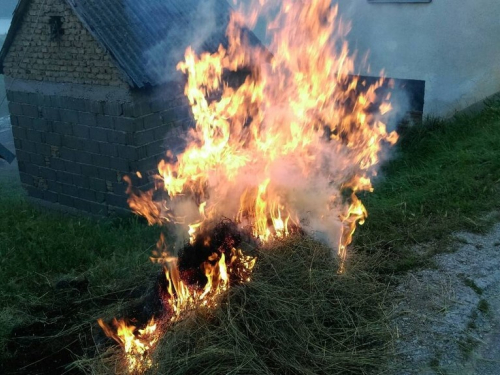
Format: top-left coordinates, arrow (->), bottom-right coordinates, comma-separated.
0,0 -> 262,88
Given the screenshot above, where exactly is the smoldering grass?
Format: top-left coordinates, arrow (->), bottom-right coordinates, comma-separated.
129,236 -> 391,375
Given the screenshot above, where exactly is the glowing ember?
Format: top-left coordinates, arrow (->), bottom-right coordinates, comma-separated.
99,0 -> 398,372
98,227 -> 256,374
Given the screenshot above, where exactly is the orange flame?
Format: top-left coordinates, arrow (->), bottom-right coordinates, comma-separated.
101,0 -> 399,372
125,0 -> 397,251
158,0 -> 395,250
97,317 -> 158,373
99,232 -> 256,374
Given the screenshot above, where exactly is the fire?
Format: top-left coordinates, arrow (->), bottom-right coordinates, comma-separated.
100,0 -> 399,372
136,0 -> 396,254
99,230 -> 256,374
97,317 -> 158,373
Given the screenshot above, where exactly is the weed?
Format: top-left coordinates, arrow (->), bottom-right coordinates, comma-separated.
429,355 -> 449,374
463,278 -> 484,295
467,310 -> 478,330
478,299 -> 489,314
458,335 -> 478,359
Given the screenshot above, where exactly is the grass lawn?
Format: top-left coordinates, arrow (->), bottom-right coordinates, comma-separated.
0,99 -> 499,373
356,98 -> 500,272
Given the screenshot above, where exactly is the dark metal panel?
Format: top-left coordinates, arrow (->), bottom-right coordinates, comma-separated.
0,142 -> 15,164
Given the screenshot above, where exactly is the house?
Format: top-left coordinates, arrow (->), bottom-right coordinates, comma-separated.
335,0 -> 500,116
0,0 -> 258,215
247,0 -> 499,117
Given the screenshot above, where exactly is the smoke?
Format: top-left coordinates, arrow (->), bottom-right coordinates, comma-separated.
123,0 -> 231,84
127,0 -> 401,257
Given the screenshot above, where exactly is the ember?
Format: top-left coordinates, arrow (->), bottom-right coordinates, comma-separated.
98,0 -> 398,372
98,221 -> 257,373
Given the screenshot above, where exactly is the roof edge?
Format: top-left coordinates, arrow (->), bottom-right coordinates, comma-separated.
0,0 -> 32,74
65,0 -> 137,88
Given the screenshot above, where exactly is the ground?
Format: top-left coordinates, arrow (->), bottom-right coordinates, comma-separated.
389,222 -> 500,374
2,106 -> 499,373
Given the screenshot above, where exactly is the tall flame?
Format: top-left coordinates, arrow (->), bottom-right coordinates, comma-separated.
129,0 -> 398,255
100,0 -> 399,372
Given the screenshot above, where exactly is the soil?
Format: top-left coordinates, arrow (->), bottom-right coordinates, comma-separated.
389,222 -> 500,374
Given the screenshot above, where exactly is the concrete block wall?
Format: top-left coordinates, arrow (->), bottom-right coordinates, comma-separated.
7,90 -> 193,215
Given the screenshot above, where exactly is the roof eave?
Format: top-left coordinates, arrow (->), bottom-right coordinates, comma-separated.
0,0 -> 32,74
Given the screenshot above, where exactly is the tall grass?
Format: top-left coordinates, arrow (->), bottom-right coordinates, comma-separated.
356,100 -> 500,271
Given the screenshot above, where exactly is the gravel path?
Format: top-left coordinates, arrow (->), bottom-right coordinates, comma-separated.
390,223 -> 500,374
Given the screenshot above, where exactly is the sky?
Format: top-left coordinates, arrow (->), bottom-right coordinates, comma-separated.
0,0 -> 17,35
0,0 -> 18,19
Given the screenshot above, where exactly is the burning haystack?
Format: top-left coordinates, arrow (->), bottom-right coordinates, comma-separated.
97,0 -> 398,373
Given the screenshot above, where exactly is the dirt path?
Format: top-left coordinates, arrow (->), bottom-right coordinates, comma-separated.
390,223 -> 500,374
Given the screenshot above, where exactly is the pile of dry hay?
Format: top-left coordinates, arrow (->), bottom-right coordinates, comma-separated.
79,236 -> 391,375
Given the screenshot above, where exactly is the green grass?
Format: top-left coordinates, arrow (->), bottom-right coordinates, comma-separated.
355,99 -> 500,272
463,278 -> 483,295
0,170 -> 163,360
478,299 -> 489,314
0,99 -> 499,373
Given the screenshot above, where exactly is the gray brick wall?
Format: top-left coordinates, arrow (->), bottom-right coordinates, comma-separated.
8,90 -> 193,215
3,0 -> 127,87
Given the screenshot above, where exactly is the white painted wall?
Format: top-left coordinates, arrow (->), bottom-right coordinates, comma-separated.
247,0 -> 500,117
